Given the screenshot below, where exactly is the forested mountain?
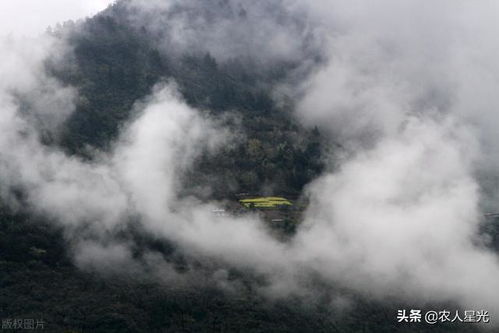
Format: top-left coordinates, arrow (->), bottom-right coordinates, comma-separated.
53,4 -> 325,198
1,1 -> 497,332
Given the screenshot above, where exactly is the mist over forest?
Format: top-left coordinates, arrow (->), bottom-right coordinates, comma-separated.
1,1 -> 499,332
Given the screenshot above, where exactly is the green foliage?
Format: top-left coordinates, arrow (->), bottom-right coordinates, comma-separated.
50,9 -> 325,197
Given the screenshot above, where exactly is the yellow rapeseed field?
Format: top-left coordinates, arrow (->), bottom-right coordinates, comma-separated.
239,197 -> 293,208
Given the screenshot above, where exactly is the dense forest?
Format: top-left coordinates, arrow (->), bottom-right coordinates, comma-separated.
53,5 -> 325,199
1,1 -> 497,332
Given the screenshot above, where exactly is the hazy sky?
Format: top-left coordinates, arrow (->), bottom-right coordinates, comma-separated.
0,0 -> 115,37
